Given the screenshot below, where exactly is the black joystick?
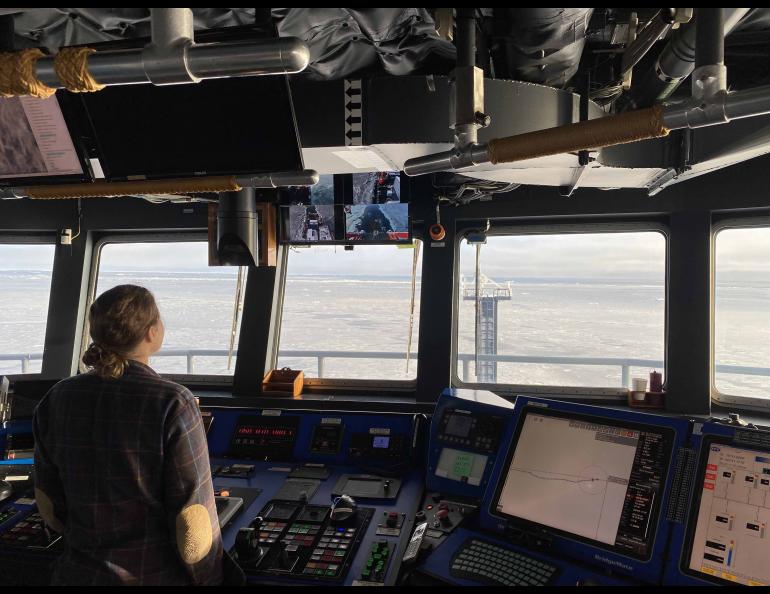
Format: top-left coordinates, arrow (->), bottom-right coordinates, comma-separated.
279,544 -> 299,571
234,516 -> 265,566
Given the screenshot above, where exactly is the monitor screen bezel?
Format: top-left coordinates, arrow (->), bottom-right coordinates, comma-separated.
680,433 -> 770,586
489,404 -> 677,562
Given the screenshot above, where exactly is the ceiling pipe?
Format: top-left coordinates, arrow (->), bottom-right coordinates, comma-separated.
624,7 -> 750,109
620,9 -> 693,77
0,170 -> 319,200
32,7 -> 309,89
404,8 -> 770,176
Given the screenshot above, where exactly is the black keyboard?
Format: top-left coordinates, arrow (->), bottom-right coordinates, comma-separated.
450,538 -> 557,587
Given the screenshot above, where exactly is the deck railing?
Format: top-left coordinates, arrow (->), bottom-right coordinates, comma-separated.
3,350 -> 770,389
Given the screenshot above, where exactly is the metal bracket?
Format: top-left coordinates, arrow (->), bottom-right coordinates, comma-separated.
142,8 -> 199,85
559,159 -> 598,198
647,168 -> 678,196
451,65 -> 487,147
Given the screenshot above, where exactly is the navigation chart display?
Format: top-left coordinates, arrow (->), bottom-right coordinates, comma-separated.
687,441 -> 770,586
493,409 -> 673,559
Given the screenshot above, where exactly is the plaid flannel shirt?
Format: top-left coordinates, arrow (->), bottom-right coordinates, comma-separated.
33,361 -> 223,586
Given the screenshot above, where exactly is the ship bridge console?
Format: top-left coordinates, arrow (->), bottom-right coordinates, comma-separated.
3,389 -> 770,587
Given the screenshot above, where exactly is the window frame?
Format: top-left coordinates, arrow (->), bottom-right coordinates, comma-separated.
451,221 -> 670,399
273,241 -> 423,391
711,217 -> 770,411
0,233 -> 58,379
84,232 -> 238,386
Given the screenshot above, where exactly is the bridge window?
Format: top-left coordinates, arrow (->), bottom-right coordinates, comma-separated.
277,243 -> 422,382
93,240 -> 242,376
714,226 -> 770,402
456,230 -> 666,392
0,242 -> 55,375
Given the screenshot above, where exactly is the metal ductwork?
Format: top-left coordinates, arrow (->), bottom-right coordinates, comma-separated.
624,7 -> 751,110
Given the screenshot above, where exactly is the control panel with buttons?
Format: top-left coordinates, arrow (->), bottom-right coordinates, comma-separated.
437,408 -> 505,454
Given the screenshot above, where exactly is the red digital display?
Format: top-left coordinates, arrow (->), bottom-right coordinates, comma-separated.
236,426 -> 296,439
229,415 -> 301,460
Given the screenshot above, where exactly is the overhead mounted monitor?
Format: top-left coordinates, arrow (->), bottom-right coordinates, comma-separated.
75,75 -> 303,181
491,406 -> 675,561
344,203 -> 410,243
287,205 -> 336,242
0,95 -> 87,186
684,437 -> 770,586
281,174 -> 343,244
352,171 -> 401,204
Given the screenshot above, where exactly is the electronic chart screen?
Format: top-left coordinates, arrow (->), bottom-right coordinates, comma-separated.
0,95 -> 84,184
491,407 -> 675,560
684,438 -> 770,586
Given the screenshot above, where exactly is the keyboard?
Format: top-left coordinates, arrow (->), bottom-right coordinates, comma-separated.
450,538 -> 557,587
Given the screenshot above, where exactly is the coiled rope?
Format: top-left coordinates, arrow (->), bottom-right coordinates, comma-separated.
0,48 -> 55,98
54,47 -> 105,93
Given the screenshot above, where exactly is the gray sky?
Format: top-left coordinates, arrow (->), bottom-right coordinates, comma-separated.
0,228 -> 768,279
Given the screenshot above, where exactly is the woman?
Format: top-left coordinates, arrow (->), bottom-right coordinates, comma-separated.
33,284 -> 223,585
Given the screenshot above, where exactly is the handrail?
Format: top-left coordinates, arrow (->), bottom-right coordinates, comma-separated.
2,350 -> 770,388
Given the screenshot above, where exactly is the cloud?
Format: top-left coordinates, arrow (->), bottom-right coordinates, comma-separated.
4,227 -> 770,280
460,232 -> 667,280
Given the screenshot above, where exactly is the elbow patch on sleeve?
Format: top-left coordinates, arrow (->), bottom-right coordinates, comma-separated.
35,488 -> 64,533
175,504 -> 214,565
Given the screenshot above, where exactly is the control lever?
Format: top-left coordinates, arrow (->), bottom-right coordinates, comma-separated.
279,543 -> 300,571
234,516 -> 265,566
402,521 -> 429,564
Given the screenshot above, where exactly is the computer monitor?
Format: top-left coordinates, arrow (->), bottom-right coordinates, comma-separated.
282,174 -> 343,244
352,171 -> 401,204
683,436 -> 770,586
76,74 -> 303,181
344,203 -> 410,243
0,95 -> 87,186
491,406 -> 676,561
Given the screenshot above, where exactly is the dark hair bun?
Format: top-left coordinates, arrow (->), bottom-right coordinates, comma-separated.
82,343 -> 127,380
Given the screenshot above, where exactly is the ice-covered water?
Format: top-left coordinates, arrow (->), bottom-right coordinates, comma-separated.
0,269 -> 768,399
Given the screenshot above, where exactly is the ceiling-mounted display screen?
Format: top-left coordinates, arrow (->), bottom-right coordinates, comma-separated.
0,95 -> 85,185
352,171 -> 401,204
344,203 -> 410,243
287,204 -> 336,242
281,174 -> 342,243
77,75 -> 303,181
